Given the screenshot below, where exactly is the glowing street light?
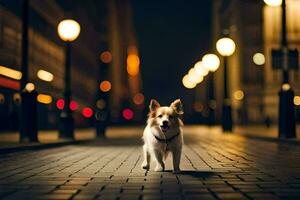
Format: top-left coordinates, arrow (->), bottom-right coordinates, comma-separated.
194,61 -> 209,76
264,0 -> 297,138
182,75 -> 196,89
188,68 -> 203,84
57,19 -> 80,139
202,54 -> 220,72
253,53 -> 265,66
57,20 -> 81,42
37,69 -> 53,82
216,35 -> 236,132
264,0 -> 282,6
216,37 -> 236,57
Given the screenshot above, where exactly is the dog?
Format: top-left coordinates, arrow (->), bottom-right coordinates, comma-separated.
141,99 -> 184,173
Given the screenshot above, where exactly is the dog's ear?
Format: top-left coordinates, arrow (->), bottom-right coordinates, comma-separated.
149,99 -> 160,112
170,99 -> 184,115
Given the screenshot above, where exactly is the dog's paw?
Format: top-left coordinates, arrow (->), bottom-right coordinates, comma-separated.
172,169 -> 181,174
154,166 -> 164,172
141,163 -> 149,170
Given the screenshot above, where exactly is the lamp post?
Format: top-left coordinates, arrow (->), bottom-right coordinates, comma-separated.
57,19 -> 80,139
202,54 -> 220,125
264,0 -> 296,138
216,35 -> 236,132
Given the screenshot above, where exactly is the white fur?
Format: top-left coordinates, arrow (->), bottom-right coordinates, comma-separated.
141,99 -> 184,173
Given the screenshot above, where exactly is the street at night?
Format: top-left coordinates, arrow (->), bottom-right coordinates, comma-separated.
1,127 -> 300,200
1,0 -> 300,199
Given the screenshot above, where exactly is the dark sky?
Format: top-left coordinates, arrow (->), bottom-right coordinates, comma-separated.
131,0 -> 212,107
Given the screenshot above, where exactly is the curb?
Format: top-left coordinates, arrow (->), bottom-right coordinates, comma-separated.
0,139 -> 93,155
239,133 -> 300,145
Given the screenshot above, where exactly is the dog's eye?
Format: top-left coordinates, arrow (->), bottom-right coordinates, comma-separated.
169,115 -> 174,119
158,114 -> 163,118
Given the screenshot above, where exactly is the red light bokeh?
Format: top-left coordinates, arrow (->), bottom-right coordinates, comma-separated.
82,107 -> 93,118
56,99 -> 64,110
122,108 -> 134,120
69,100 -> 78,111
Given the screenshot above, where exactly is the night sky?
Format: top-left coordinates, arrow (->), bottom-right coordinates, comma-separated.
132,0 -> 212,107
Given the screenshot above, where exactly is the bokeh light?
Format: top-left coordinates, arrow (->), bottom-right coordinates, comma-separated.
57,19 -> 80,42
37,94 -> 52,104
216,37 -> 236,56
25,83 -> 35,92
122,108 -> 134,120
127,54 -> 140,76
37,70 -> 53,82
294,96 -> 300,106
100,80 -> 112,92
182,75 -> 197,89
202,54 -> 220,72
100,51 -> 112,63
253,53 -> 265,66
56,99 -> 65,110
69,100 -> 78,111
234,90 -> 244,100
82,107 -> 93,118
194,61 -> 209,76
264,0 -> 282,7
133,93 -> 145,105
0,66 -> 22,80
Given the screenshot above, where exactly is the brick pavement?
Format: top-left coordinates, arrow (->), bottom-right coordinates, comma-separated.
0,126 -> 300,200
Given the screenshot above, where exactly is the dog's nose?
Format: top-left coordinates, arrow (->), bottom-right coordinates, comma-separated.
162,120 -> 168,126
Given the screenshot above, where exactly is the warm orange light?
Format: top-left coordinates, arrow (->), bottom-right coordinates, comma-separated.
294,96 -> 300,106
133,93 -> 145,105
37,94 -> 52,104
127,54 -> 140,76
234,90 -> 244,100
100,51 -> 112,63
25,83 -> 35,92
0,66 -> 22,80
100,80 -> 112,92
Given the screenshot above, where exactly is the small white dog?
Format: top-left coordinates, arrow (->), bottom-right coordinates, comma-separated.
141,99 -> 184,173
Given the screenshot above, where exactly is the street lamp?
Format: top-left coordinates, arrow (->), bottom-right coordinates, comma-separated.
264,0 -> 296,138
202,54 -> 220,125
216,36 -> 236,132
57,19 -> 80,139
264,0 -> 282,6
202,54 -> 220,72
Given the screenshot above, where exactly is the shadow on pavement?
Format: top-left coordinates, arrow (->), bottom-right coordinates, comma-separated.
163,170 -> 215,178
178,170 -> 215,178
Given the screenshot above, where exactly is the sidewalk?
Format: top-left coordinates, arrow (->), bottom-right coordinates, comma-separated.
235,125 -> 300,143
0,129 -> 96,152
1,126 -> 300,200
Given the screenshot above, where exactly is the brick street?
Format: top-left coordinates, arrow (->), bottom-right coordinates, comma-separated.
1,126 -> 300,200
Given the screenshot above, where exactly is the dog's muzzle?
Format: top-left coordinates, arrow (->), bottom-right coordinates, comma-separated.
160,122 -> 170,133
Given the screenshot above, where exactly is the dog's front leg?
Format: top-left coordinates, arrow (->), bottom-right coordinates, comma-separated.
172,147 -> 182,174
153,150 -> 164,172
141,145 -> 150,170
